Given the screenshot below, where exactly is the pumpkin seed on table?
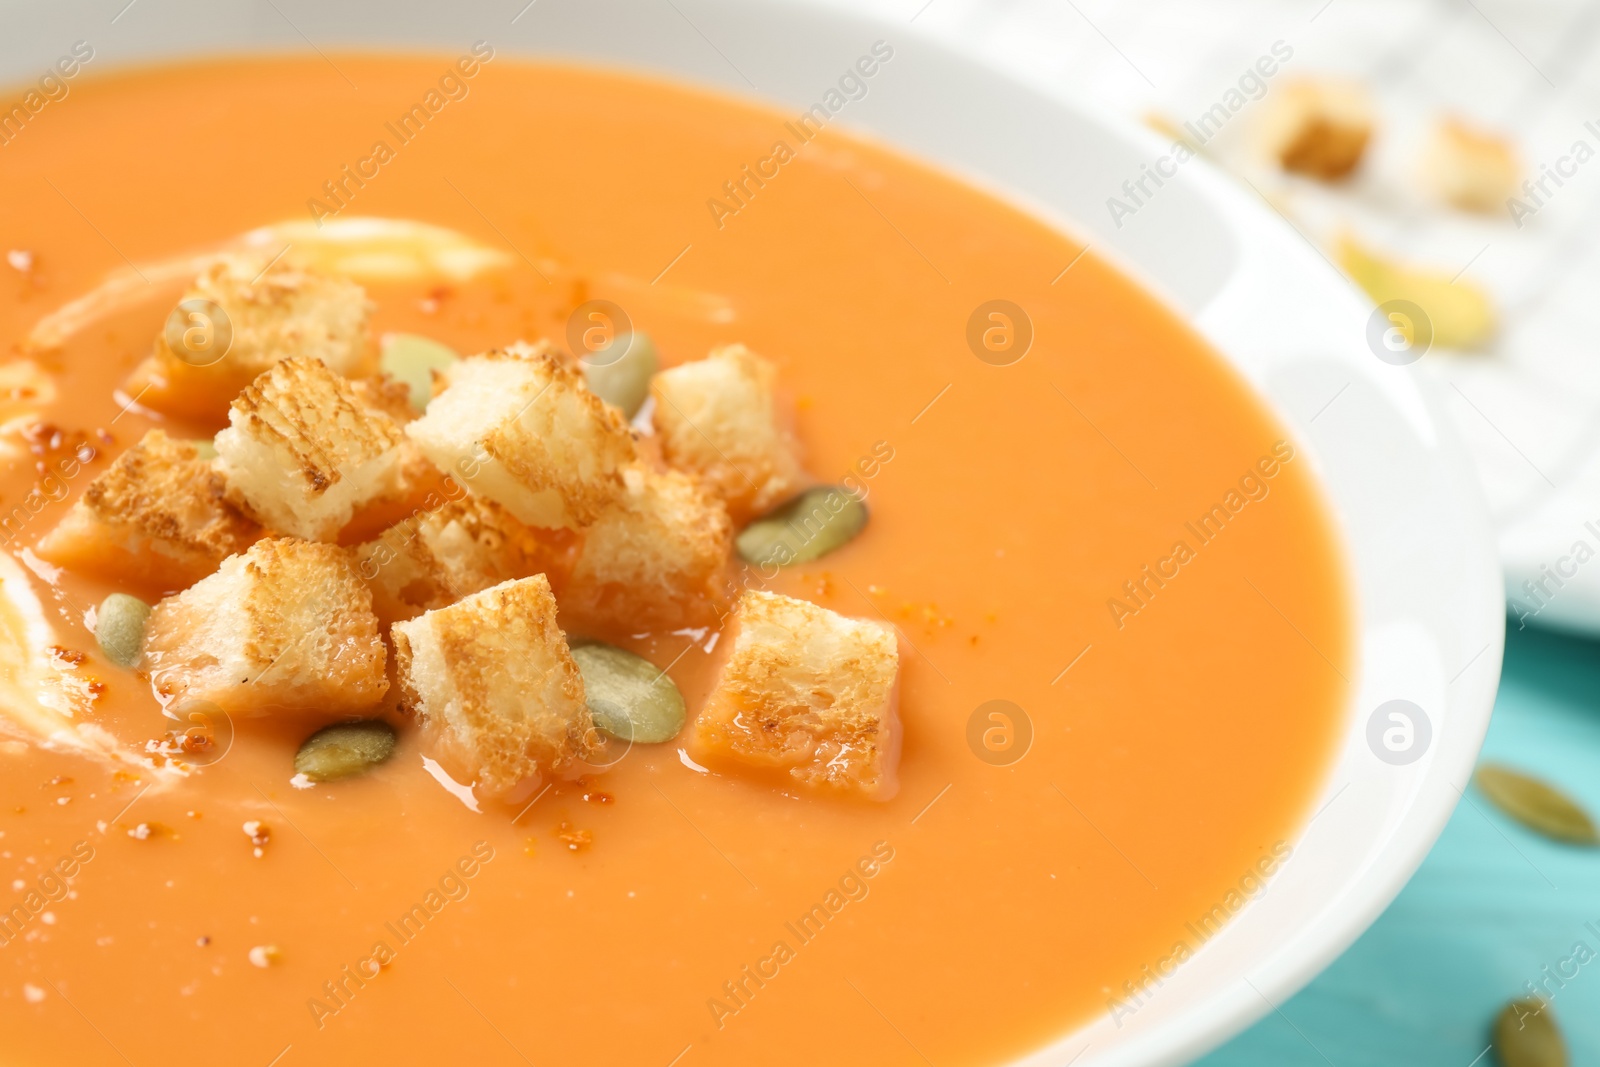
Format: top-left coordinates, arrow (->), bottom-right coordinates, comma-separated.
570,641 -> 685,744
380,333 -> 458,410
735,486 -> 868,568
294,720 -> 398,782
582,330 -> 658,418
1493,999 -> 1567,1067
95,593 -> 151,668
1474,764 -> 1599,845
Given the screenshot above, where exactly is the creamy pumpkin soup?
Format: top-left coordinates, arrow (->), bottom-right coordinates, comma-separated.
0,51 -> 1351,1067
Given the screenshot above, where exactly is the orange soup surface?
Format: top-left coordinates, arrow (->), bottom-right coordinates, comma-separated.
0,55 -> 1351,1067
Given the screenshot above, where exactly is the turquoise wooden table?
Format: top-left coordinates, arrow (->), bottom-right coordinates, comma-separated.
1196,621 -> 1600,1066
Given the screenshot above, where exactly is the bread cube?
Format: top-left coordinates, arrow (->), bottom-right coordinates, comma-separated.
565,465 -> 732,629
392,574 -> 595,798
404,345 -> 635,530
689,591 -> 900,799
215,356 -> 407,541
347,374 -> 418,425
140,538 -> 388,715
36,430 -> 260,590
1258,78 -> 1374,180
126,254 -> 374,422
651,345 -> 805,519
352,493 -> 553,622
1421,118 -> 1519,213
344,372 -> 451,518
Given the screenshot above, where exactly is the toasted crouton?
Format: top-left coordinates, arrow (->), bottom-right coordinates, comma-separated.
1258,78 -> 1374,180
343,372 -> 451,525
1421,117 -> 1519,212
651,344 -> 805,519
140,537 -> 388,715
689,591 -> 900,799
215,356 -> 407,541
126,254 -> 374,422
36,430 -> 260,590
392,574 -> 595,798
352,493 -> 553,622
348,374 -> 419,425
404,344 -> 635,530
565,465 -> 732,629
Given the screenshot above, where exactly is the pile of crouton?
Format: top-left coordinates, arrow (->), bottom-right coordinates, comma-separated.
39,255 -> 901,801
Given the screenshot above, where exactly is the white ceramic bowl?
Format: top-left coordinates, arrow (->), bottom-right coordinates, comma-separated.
1,1 -> 1506,1063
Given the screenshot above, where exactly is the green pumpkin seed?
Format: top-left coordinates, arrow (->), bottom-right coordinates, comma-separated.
1494,999 -> 1567,1067
570,641 -> 685,744
187,439 -> 218,460
293,720 -> 398,782
582,331 -> 658,418
1475,765 -> 1599,845
96,593 -> 151,668
380,333 -> 458,410
735,486 -> 869,568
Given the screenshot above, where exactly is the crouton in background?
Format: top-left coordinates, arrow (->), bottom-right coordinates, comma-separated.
1421,117 -> 1520,213
404,344 -> 635,530
352,494 -> 555,623
392,574 -> 595,798
690,590 -> 901,799
125,254 -> 374,423
565,464 -> 732,631
1258,78 -> 1374,180
140,537 -> 388,715
651,344 -> 806,520
216,356 -> 408,541
36,429 -> 260,591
